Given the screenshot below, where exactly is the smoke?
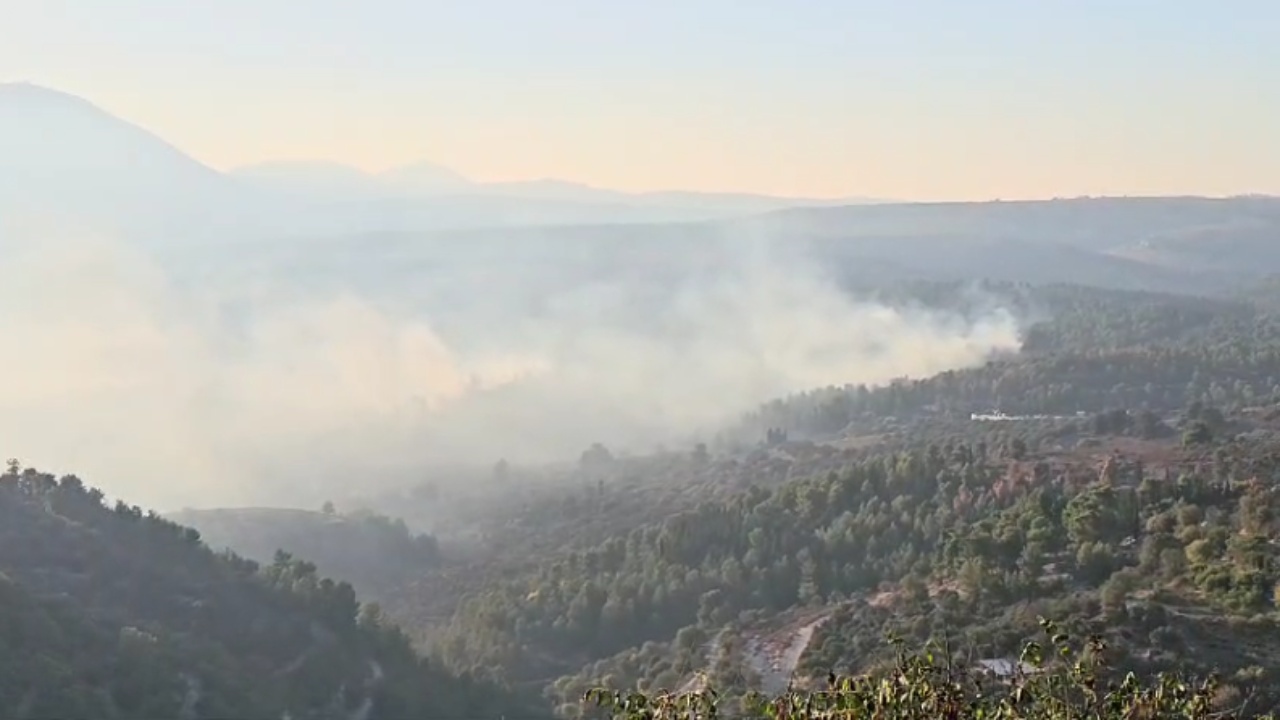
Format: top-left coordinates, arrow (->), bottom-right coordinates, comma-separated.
0,227 -> 1022,511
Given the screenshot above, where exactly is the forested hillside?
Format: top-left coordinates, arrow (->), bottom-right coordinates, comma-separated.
430,405 -> 1280,714
0,463 -> 545,720
725,281 -> 1280,446
363,281 -> 1280,719
92,278 -> 1280,719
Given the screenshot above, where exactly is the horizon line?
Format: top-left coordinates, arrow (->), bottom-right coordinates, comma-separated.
3,81 -> 1278,205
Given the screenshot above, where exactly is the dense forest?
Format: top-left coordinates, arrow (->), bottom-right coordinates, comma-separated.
0,463 -> 546,720
431,405 -> 1280,716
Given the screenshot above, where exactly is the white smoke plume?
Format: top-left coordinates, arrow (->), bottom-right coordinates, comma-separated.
0,226 -> 1022,510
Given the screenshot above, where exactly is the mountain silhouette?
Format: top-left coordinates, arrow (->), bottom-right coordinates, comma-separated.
0,82 -> 258,241
0,82 -> 876,240
230,160 -> 387,200
377,160 -> 473,195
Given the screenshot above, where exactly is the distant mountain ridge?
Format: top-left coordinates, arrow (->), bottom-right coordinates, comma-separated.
5,81 -> 1280,293
227,158 -> 878,211
0,82 -> 882,241
0,82 -> 258,240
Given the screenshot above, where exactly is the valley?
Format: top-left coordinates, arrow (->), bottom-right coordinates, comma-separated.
158,280 -> 1280,718
4,80 -> 1280,719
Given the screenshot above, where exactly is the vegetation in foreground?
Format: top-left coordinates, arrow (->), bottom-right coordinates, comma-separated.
587,621 -> 1272,719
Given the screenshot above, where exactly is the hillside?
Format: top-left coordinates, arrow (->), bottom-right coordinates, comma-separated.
754,196 -> 1280,292
0,82 -> 257,242
160,196 -> 1280,322
753,195 -> 1280,250
426,399 -> 1280,718
305,282 -> 1280,718
167,506 -> 442,601
66,278 -> 1280,718
0,464 -> 545,720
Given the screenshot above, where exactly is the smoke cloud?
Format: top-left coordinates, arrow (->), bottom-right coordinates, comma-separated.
0,226 -> 1022,511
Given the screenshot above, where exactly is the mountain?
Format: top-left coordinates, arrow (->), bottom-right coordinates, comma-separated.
377,161 -> 473,195
229,160 -> 391,201
2,82 -> 877,243
476,177 -> 874,213
230,157 -> 882,216
229,160 -> 474,200
0,463 -> 545,719
231,160 -> 881,220
0,82 -> 260,242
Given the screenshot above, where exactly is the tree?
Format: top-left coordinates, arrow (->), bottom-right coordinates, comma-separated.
1101,568 -> 1140,615
1183,421 -> 1213,447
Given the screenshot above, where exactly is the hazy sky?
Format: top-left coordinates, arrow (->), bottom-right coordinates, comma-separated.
4,0 -> 1278,200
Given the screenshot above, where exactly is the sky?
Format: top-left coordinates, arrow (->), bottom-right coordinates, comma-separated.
3,0 -> 1278,201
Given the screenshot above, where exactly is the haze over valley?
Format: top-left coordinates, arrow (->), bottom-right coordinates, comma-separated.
4,3 -> 1280,716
